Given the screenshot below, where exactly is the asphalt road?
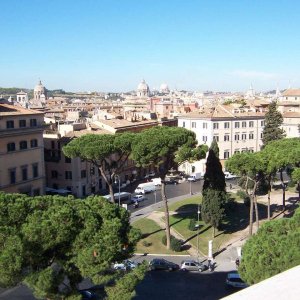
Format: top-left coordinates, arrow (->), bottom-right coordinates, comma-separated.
126,179 -> 203,213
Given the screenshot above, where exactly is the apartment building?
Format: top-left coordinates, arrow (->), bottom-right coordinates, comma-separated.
0,103 -> 45,195
177,104 -> 266,162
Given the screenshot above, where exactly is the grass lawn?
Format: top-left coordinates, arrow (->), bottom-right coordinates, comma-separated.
160,195 -> 202,212
132,218 -> 188,255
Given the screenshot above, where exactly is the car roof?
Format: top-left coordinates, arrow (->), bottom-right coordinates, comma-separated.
182,260 -> 198,263
227,272 -> 242,279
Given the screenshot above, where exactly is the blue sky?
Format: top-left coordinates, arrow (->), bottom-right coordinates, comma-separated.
1,0 -> 300,92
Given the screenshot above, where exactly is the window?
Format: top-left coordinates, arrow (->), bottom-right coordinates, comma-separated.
242,133 -> 247,140
30,139 -> 38,148
7,142 -> 15,152
65,171 -> 72,180
261,120 -> 265,127
242,121 -> 247,128
6,120 -> 14,129
20,141 -> 28,150
203,123 -> 207,129
241,148 -> 248,153
249,132 -> 254,139
249,121 -> 254,127
235,122 -> 240,128
32,164 -> 38,178
213,135 -> 219,142
30,119 -> 37,127
224,135 -> 230,141
260,132 -> 263,139
90,167 -> 95,175
213,122 -> 219,130
224,151 -> 230,159
234,149 -> 240,154
51,170 -> 58,178
19,119 -> 26,127
22,167 -> 28,181
224,122 -> 230,129
202,136 -> 207,143
192,122 -> 196,128
234,134 -> 239,141
9,169 -> 16,184
182,121 -> 185,128
81,170 -> 87,178
65,156 -> 71,163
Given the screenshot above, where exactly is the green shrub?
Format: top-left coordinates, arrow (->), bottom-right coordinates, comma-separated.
188,218 -> 196,231
288,181 -> 296,188
142,240 -> 152,247
170,238 -> 182,252
161,235 -> 182,251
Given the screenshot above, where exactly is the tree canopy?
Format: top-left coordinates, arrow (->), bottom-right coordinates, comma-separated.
262,101 -> 286,146
0,192 -> 141,299
131,126 -> 207,249
239,207 -> 300,285
63,133 -> 135,202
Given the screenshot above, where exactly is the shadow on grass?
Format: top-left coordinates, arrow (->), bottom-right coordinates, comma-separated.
183,225 -> 212,244
219,201 -> 268,234
141,228 -> 165,239
174,204 -> 199,214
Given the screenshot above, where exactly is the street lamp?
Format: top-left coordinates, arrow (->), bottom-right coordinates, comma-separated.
114,174 -> 121,207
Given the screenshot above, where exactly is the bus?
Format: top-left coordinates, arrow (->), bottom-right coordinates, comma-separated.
103,192 -> 132,203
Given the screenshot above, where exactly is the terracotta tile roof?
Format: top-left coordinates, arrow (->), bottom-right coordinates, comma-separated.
282,89 -> 300,96
283,111 -> 300,118
0,104 -> 44,116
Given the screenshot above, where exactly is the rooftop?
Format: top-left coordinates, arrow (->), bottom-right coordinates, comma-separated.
282,89 -> 300,97
0,104 -> 44,116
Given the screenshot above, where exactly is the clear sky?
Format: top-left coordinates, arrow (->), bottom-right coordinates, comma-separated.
1,0 -> 300,92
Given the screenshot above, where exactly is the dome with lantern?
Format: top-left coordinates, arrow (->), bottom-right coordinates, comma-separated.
137,79 -> 150,97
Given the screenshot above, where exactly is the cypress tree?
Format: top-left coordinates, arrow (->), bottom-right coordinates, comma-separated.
262,101 -> 286,146
202,141 -> 226,193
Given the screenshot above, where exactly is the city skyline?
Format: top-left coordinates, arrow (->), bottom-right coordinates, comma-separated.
1,0 -> 300,92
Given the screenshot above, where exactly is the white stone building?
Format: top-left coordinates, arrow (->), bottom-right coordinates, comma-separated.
177,104 -> 266,169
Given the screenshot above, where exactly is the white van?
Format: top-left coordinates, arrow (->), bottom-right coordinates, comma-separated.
134,182 -> 156,194
151,178 -> 162,186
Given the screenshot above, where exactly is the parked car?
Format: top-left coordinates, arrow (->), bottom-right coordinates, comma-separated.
226,271 -> 248,289
180,260 -> 207,272
113,259 -> 137,271
164,179 -> 179,185
149,258 -> 179,271
131,195 -> 146,203
224,172 -> 238,180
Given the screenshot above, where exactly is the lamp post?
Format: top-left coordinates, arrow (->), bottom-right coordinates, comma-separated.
190,180 -> 192,195
114,174 -> 121,207
154,187 -> 157,204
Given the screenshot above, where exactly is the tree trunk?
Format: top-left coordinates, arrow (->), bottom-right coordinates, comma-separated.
249,193 -> 254,236
280,169 -> 286,210
267,176 -> 271,220
98,166 -> 115,203
213,226 -> 215,238
161,181 -> 171,249
254,194 -> 259,230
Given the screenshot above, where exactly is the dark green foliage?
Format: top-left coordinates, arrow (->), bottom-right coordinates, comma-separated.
105,261 -> 148,300
188,218 -> 196,231
142,240 -> 152,247
161,235 -> 182,251
203,149 -> 226,194
262,101 -> 286,146
170,237 -> 182,252
0,192 -> 140,298
201,188 -> 226,235
240,207 -> 300,284
210,139 -> 219,158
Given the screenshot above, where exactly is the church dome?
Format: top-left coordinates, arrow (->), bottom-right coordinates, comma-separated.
34,80 -> 46,92
160,83 -> 169,93
137,79 -> 149,91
